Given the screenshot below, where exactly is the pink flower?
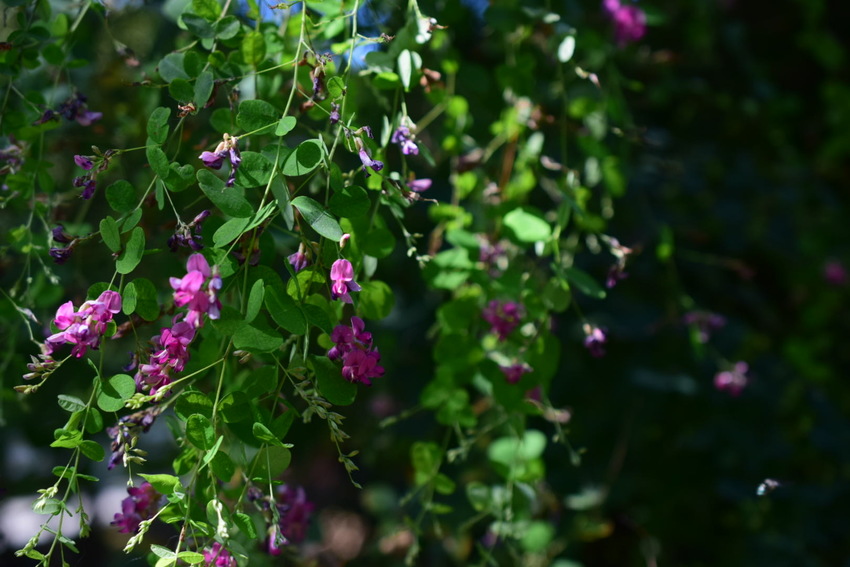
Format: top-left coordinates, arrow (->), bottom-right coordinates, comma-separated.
46,291 -> 122,357
329,259 -> 361,303
603,0 -> 646,46
203,542 -> 237,567
327,317 -> 384,385
170,254 -> 222,327
583,324 -> 607,357
482,300 -> 523,341
111,482 -> 162,534
714,361 -> 749,396
500,363 -> 532,384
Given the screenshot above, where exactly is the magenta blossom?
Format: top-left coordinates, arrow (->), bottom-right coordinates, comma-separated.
583,324 -> 607,357
327,317 -> 384,385
603,0 -> 646,46
135,321 -> 196,395
714,361 -> 749,396
288,244 -> 311,273
111,482 -> 162,534
482,300 -> 523,341
357,148 -> 384,176
203,542 -> 237,567
46,290 -> 122,358
407,177 -> 432,193
683,311 -> 727,344
199,134 -> 241,187
170,254 -> 222,327
500,363 -> 532,384
74,155 -> 94,170
329,259 -> 361,303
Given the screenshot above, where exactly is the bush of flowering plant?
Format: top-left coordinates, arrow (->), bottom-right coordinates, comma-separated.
3,0 -> 850,566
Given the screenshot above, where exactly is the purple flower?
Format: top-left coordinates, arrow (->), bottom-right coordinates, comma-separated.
500,363 -> 532,384
51,225 -> 74,244
357,148 -> 384,176
407,178 -> 432,192
583,324 -> 607,357
111,482 -> 162,534
276,484 -> 314,544
603,0 -> 646,46
199,151 -> 225,169
327,317 -> 384,385
288,247 -> 310,273
203,542 -> 237,567
74,155 -> 94,170
169,253 -> 222,327
135,321 -> 196,395
391,126 -> 419,156
106,408 -> 159,470
714,361 -> 749,396
329,102 -> 341,125
482,300 -> 523,341
49,247 -> 73,264
56,92 -> 102,126
329,259 -> 361,303
75,110 -> 103,126
46,291 -> 122,358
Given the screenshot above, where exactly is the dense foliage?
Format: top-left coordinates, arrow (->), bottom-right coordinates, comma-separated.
2,0 -> 850,566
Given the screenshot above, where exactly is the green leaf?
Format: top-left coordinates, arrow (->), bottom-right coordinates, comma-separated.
521,521 -> 555,553
182,13 -> 215,38
313,355 -> 356,406
186,413 -> 216,450
193,70 -> 214,108
271,175 -> 294,229
115,227 -> 145,274
291,195 -> 342,240
433,472 -> 456,495
236,99 -> 278,133
122,208 -> 142,232
358,280 -> 394,320
245,278 -> 264,322
147,107 -> 171,144
97,374 -> 135,412
362,227 -> 395,258
275,116 -> 296,136
241,30 -> 266,66
234,512 -> 258,539
250,445 -> 291,480
175,390 -> 214,421
232,325 -> 283,353
57,394 -> 85,413
213,217 -> 251,248
328,185 -> 369,218
106,180 -> 136,213
215,16 -> 240,39
79,440 -> 105,462
168,78 -> 194,103
411,441 -> 441,484
503,207 -> 552,243
139,473 -> 183,495
488,430 -> 547,466
397,49 -> 421,91
252,422 -> 284,446
466,482 -> 491,512
210,451 -> 235,481
282,139 -> 323,176
264,286 -> 307,335
210,107 -> 233,133
123,278 -> 160,320
197,169 -> 253,217
178,551 -> 206,565
147,145 -> 170,178
235,151 -> 273,187
327,76 -> 345,98
564,267 -> 606,299
157,52 -> 188,82
99,216 -> 121,252
85,408 -> 104,434
373,71 -> 400,89
191,0 -> 220,20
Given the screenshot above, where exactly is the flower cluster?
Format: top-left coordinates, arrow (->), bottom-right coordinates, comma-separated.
199,133 -> 241,187
33,92 -> 102,127
500,363 -> 532,384
135,321 -> 196,395
203,542 -> 237,567
603,0 -> 646,46
106,407 -> 159,470
170,253 -> 222,328
714,361 -> 749,396
168,210 -> 210,252
329,259 -> 361,304
266,485 -> 315,554
391,125 -> 419,156
328,317 -> 384,385
111,482 -> 162,534
482,300 -> 523,341
46,290 -> 122,358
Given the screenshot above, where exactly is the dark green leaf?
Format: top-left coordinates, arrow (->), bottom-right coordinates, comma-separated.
212,217 -> 251,248
186,413 -> 216,450
215,16 -> 240,39
57,394 -> 85,413
564,267 -> 606,299
183,13 -> 214,38
250,445 -> 291,480
329,185 -> 369,218
157,52 -> 188,82
79,440 -> 105,462
194,70 -> 214,108
234,512 -> 258,539
313,355 -> 356,406
197,169 -> 253,218
147,145 -> 170,178
235,151 -> 273,187
191,0 -> 220,20
115,227 -> 145,274
99,216 -> 121,253
265,286 -> 307,335
175,390 -> 214,421
232,325 -> 283,353
358,280 -> 394,319
282,139 -> 323,176
124,278 -> 160,321
106,180 -> 136,213
97,374 -> 135,412
241,30 -> 266,66
147,107 -> 171,144
291,195 -> 342,240
236,99 -> 278,133
245,278 -> 264,322
252,422 -> 284,446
